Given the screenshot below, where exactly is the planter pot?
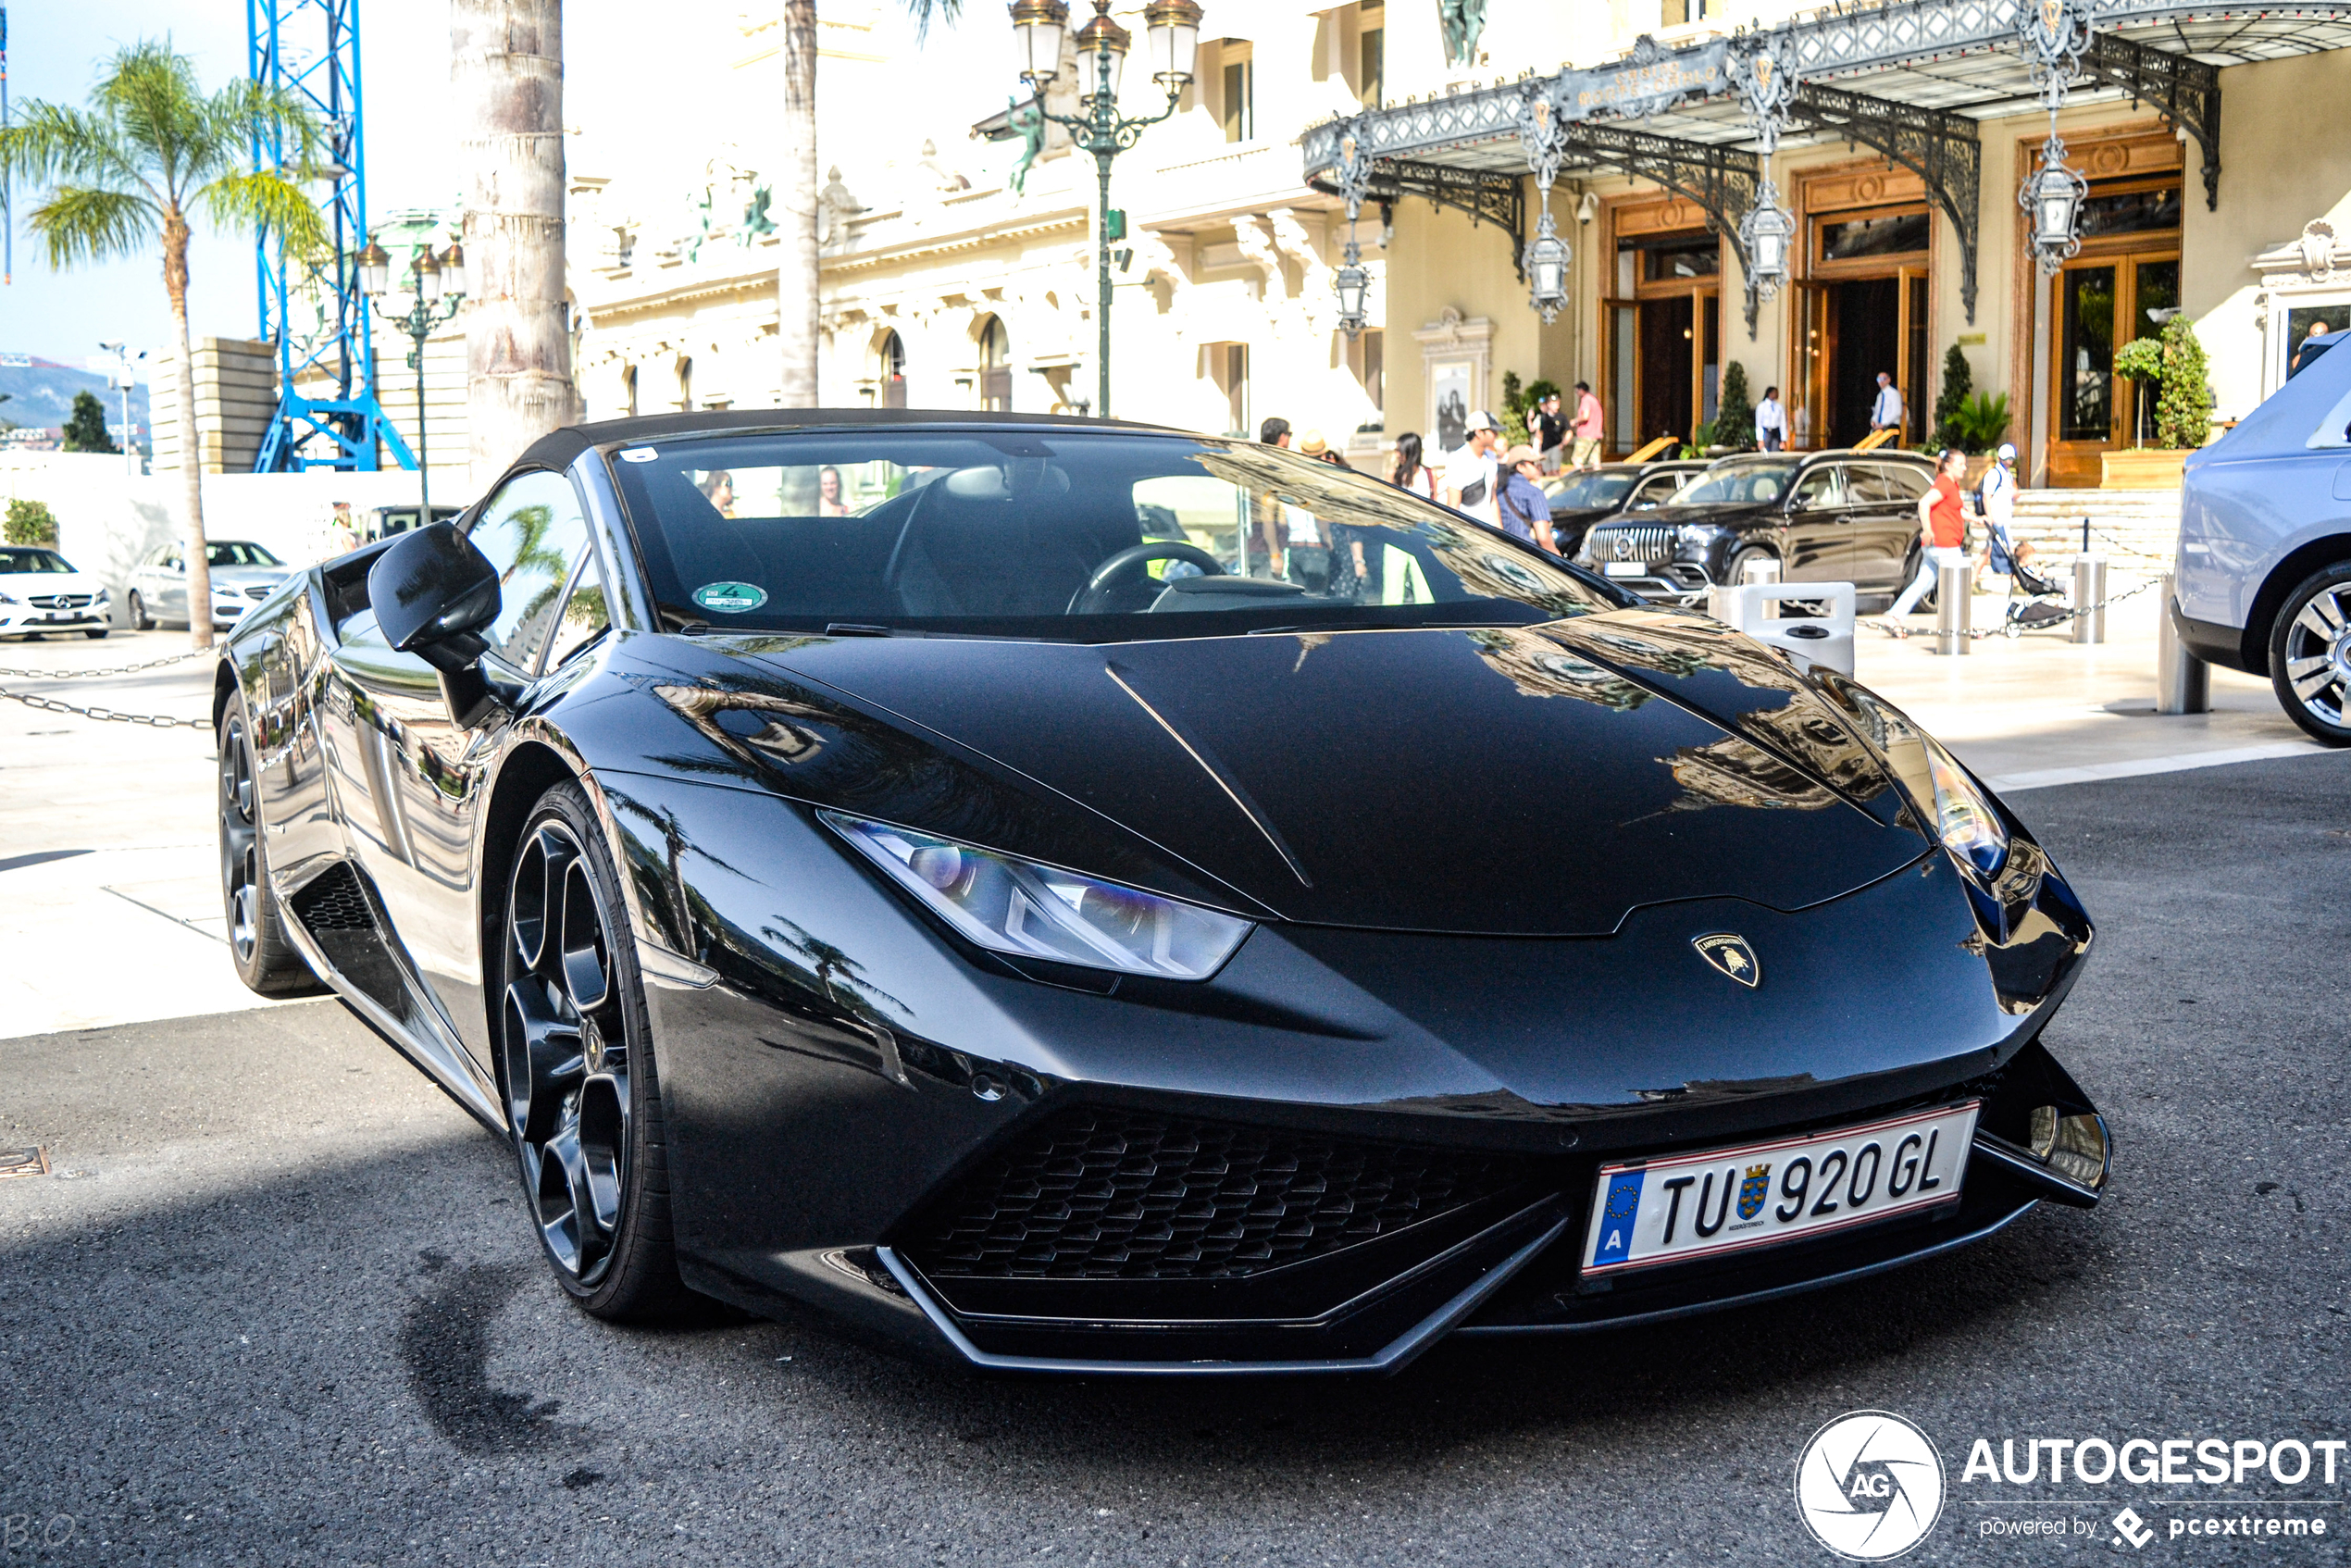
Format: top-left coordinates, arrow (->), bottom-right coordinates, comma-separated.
2101,448 -> 2188,490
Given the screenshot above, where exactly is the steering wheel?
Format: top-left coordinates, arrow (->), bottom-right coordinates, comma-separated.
1068,541 -> 1225,615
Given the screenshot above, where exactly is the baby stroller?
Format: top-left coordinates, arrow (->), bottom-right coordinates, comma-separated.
1986,521 -> 2073,630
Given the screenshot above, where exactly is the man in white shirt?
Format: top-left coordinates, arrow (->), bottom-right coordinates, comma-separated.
1755,385 -> 1787,452
1870,373 -> 1905,439
1441,410 -> 1503,527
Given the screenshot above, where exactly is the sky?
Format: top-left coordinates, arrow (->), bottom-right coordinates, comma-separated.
0,0 -> 1005,370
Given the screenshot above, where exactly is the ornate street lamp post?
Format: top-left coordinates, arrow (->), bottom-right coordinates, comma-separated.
360,237 -> 465,523
1328,121 -> 1375,337
1515,93 -> 1571,324
1731,31 -> 1799,316
1013,0 -> 1200,417
2018,0 -> 2094,273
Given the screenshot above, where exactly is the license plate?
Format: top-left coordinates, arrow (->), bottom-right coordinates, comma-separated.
1602,561 -> 1647,578
1583,1101 -> 1979,1275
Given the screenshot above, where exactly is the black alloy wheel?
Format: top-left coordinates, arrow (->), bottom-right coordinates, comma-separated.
217,700 -> 325,997
128,590 -> 153,630
2270,562 -> 2351,745
501,782 -> 690,1320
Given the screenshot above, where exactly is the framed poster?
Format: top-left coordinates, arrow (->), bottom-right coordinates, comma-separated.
1430,360 -> 1473,453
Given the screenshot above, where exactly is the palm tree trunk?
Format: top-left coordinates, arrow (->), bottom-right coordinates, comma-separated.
777,0 -> 820,407
453,0 -> 579,485
163,205 -> 214,651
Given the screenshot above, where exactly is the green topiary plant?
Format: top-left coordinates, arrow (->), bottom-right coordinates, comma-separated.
1704,361 -> 1757,452
1949,392 -> 2012,454
2153,315 -> 2213,449
4,498 -> 61,546
1931,343 -> 1974,450
1498,370 -> 1530,448
2112,336 -> 2165,447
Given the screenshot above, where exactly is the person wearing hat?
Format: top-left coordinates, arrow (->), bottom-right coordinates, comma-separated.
1274,430 -> 1337,591
1441,409 -> 1503,528
1495,444 -> 1558,553
1975,441 -> 2035,591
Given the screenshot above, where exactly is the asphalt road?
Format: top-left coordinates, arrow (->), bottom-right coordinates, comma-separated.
2,753 -> 2345,1566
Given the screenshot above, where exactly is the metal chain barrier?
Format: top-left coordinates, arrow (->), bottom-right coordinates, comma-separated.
1862,574 -> 2163,641
0,648 -> 210,679
0,687 -> 212,729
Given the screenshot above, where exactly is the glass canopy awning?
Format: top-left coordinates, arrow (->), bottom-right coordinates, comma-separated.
1302,0 -> 2351,330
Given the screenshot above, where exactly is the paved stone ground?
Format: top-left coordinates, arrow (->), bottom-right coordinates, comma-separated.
0,753 -> 2345,1565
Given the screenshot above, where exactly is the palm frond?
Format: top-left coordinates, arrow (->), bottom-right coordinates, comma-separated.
198,169 -> 330,262
28,187 -> 159,268
0,102 -> 154,197
98,41 -> 210,193
902,0 -> 964,43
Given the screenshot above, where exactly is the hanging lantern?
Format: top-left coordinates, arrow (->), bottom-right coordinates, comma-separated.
2021,132 -> 2088,272
1524,212 -> 1570,324
1738,180 -> 1795,300
1010,0 -> 1071,84
1071,0 -> 1131,105
1333,239 -> 1371,337
1142,0 -> 1201,87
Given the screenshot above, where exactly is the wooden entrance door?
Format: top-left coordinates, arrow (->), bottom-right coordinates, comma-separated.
2045,250 -> 2181,486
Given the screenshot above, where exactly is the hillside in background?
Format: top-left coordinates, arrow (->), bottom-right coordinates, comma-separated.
0,357 -> 155,432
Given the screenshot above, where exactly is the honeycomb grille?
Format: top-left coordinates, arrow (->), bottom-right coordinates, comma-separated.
291,864 -> 373,932
1586,525 -> 1675,564
904,1109 -> 1531,1281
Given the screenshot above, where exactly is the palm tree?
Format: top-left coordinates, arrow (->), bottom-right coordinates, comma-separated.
452,0 -> 580,479
0,42 -> 325,650
778,0 -> 959,406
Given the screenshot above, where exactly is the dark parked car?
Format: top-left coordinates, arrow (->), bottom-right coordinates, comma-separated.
1540,460 -> 1710,559
2175,342 -> 2351,743
1579,450 -> 1938,609
211,409 -> 2108,1374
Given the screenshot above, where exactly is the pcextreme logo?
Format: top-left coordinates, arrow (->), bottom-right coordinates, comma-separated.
1795,1410 -> 1947,1561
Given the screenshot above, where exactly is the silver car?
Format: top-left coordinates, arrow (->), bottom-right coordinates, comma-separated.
2177,345 -> 2351,743
127,540 -> 294,632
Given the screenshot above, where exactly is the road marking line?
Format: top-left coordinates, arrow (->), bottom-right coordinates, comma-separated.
1988,739 -> 2334,792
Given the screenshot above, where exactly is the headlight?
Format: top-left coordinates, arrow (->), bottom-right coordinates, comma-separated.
1835,684 -> 2009,877
822,811 -> 1252,980
1922,735 -> 2008,877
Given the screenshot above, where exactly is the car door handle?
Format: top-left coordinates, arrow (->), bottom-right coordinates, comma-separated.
2332,460 -> 2351,502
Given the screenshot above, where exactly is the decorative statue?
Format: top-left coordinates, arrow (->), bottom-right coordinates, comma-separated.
1439,0 -> 1486,69
1007,96 -> 1046,195
684,184 -> 715,262
739,182 -> 776,246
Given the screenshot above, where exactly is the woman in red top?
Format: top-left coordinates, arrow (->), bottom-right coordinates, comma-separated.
1888,450 -> 1971,617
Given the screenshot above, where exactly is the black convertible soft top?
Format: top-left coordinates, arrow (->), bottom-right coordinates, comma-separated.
512,407 -> 1176,477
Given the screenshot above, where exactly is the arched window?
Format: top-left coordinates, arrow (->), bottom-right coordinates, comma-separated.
678,356 -> 695,413
977,317 -> 1012,411
878,330 -> 907,408
623,365 -> 639,417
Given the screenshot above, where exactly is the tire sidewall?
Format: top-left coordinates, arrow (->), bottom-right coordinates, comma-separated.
2269,562 -> 2351,745
218,698 -> 271,991
497,779 -> 670,1313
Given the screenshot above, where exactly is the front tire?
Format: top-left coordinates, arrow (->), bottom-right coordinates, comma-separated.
218,699 -> 328,997
2269,562 -> 2351,745
499,781 -> 693,1321
128,591 -> 154,630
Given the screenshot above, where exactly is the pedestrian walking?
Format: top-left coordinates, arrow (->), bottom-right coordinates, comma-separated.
1889,448 -> 1970,618
1569,381 -> 1606,470
1496,444 -> 1557,553
1534,391 -> 1569,468
1281,432 -> 1337,591
1973,442 -> 2035,591
1755,385 -> 1787,452
1870,372 -> 1905,440
1441,410 -> 1503,527
1249,417 -> 1297,570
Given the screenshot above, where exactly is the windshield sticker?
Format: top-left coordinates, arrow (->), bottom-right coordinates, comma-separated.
617,447 -> 660,463
692,581 -> 768,614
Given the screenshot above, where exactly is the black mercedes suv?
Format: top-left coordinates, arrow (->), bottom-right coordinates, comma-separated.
1575,450 -> 1939,610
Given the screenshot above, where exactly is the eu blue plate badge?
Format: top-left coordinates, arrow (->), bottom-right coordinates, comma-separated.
692,581 -> 767,614
1589,1169 -> 1645,1266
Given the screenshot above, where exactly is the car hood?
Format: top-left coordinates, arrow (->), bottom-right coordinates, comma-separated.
0,570 -> 103,595
741,611 -> 1927,936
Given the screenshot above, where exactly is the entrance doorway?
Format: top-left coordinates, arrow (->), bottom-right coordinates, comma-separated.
1790,190 -> 1933,450
2045,238 -> 2179,485
1604,220 -> 1721,454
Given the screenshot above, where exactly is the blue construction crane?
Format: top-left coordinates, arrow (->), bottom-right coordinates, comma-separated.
249,0 -> 414,472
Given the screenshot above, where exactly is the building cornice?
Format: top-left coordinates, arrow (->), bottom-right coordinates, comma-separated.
823,208 -> 1088,273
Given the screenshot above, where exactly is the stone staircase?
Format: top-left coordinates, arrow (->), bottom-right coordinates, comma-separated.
2005,488 -> 2180,570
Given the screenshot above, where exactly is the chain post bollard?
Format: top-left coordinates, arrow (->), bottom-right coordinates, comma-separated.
2155,571 -> 2210,715
1934,559 -> 1971,656
2071,554 -> 2108,645
1741,554 -> 1781,620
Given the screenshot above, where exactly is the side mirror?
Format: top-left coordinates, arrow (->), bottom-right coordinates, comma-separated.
367,522 -> 501,674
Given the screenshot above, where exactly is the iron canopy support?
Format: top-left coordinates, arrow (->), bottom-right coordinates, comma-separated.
1783,84 -> 1984,324
2082,31 -> 2220,210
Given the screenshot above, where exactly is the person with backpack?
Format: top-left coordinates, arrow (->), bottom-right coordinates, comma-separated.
1973,442 -> 2037,591
1496,444 -> 1559,553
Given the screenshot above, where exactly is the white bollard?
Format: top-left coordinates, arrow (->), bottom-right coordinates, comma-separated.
1741,553 -> 1781,620
1734,581 -> 1856,676
2071,554 -> 2108,645
1934,559 -> 1972,656
2156,571 -> 2210,714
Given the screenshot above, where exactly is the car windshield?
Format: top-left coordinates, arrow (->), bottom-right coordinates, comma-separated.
207,541 -> 284,567
0,548 -> 72,574
604,429 -> 1623,640
1668,459 -> 1800,506
1542,471 -> 1638,507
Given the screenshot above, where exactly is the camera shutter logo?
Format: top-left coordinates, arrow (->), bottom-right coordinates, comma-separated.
1794,1410 -> 1944,1561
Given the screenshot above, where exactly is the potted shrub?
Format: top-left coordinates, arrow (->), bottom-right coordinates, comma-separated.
2103,316 -> 2212,489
